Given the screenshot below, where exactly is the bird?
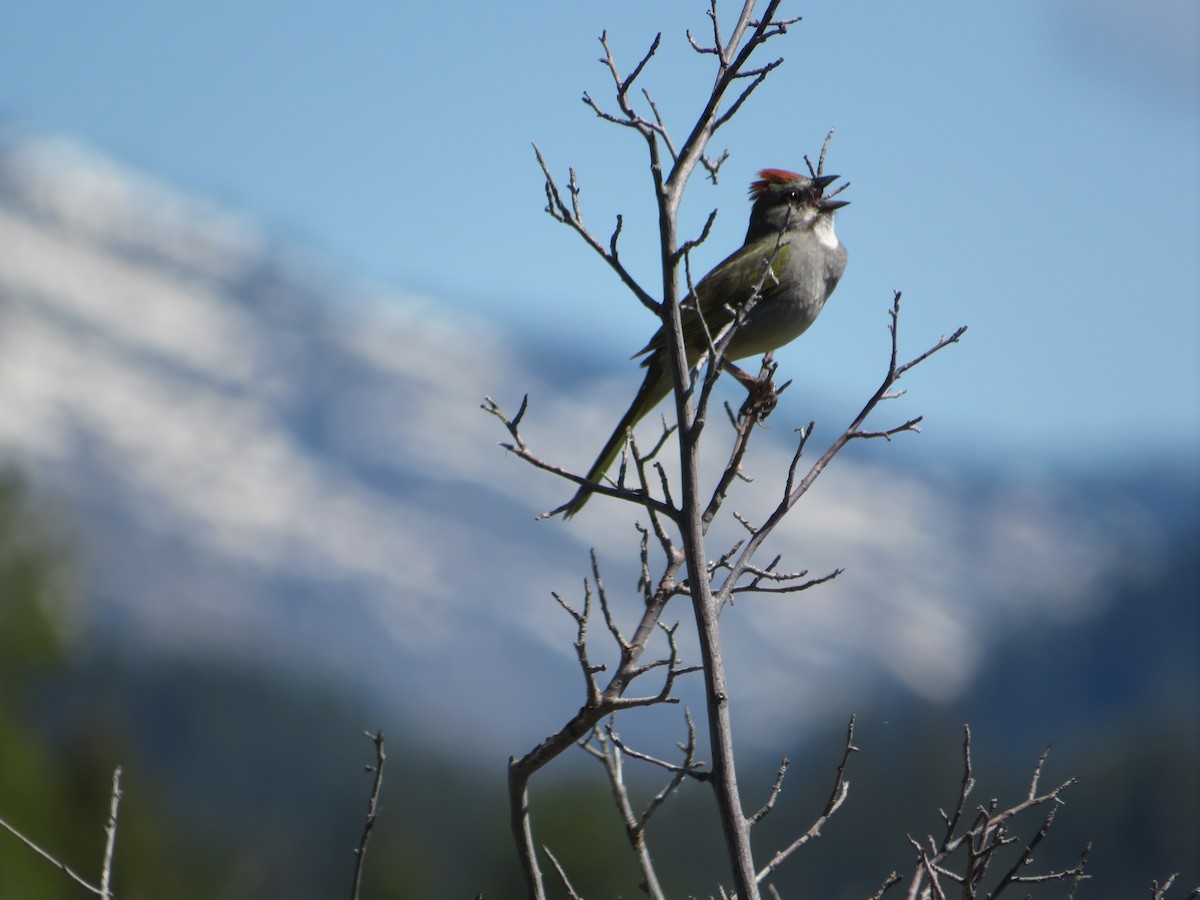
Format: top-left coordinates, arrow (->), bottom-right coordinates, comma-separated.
562,168 -> 849,518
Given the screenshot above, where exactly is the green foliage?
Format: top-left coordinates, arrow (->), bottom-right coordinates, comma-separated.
0,471 -> 66,683
0,471 -> 218,899
0,470 -> 74,897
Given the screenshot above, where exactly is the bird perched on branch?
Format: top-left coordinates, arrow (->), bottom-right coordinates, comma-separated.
562,168 -> 849,518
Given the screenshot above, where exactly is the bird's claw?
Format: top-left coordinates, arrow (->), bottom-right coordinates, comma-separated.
737,374 -> 779,422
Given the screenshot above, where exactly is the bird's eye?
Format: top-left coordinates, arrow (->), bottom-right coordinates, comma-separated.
785,190 -> 800,202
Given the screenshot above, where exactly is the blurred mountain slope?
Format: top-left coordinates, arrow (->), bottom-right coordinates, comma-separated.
3,472 -> 1194,898
0,132 -> 1194,755
0,132 -> 1196,898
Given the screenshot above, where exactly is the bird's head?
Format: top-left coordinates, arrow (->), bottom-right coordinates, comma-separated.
745,169 -> 849,243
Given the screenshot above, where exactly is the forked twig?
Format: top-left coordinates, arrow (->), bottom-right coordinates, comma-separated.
0,766 -> 125,898
496,6 -> 971,900
714,292 -> 965,610
755,715 -> 858,884
904,730 -> 1089,899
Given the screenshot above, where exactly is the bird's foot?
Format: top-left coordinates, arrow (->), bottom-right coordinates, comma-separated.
728,365 -> 780,422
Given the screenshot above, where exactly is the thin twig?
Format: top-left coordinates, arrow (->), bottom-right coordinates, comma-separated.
606,722 -> 710,783
553,583 -> 605,707
906,734 -> 1088,899
755,716 -> 858,883
543,846 -> 584,900
531,143 -> 659,315
714,293 -> 966,612
350,730 -> 386,900
581,722 -> 675,900
0,812 -> 105,896
99,766 -> 122,899
504,7 -> 883,900
481,395 -> 677,520
869,872 -> 904,900
939,724 -> 975,849
747,757 -> 790,826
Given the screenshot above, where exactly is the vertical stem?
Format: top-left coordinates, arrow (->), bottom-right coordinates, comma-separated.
509,775 -> 546,900
660,168 -> 760,900
100,766 -> 123,900
350,731 -> 386,900
679,435 -> 759,898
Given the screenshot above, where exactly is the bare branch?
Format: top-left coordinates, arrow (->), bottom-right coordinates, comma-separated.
609,213 -> 625,258
1007,840 -> 1091,887
712,60 -> 781,131
605,718 -> 710,784
1026,742 -> 1052,800
641,716 -> 704,831
700,147 -> 731,183
747,757 -> 790,826
939,725 -> 976,849
582,719 -> 695,900
677,208 -> 720,262
732,565 -> 843,597
703,360 -> 778,528
1149,873 -> 1200,900
782,421 -> 815,498
583,90 -> 639,128
508,499 -> 689,900
349,732 -> 386,900
99,766 -> 122,899
755,716 -> 858,883
0,811 -> 105,896
602,30 -> 662,110
543,846 -> 584,900
642,89 -> 679,162
986,805 -> 1061,897
869,872 -> 904,900
505,8 -> 972,900
552,586 -> 605,707
481,395 -> 677,520
805,128 -> 837,178
609,620 -> 702,709
592,550 -> 629,651
667,0 -> 792,199
714,293 -> 967,612
707,0 -> 727,60
918,847 -> 950,900
851,418 -> 924,441
904,734 -> 1089,900
531,143 -> 659,315
1152,874 -> 1181,900
894,329 -> 968,378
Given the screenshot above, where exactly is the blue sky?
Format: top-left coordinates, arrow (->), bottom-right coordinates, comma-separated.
1,0 -> 1196,466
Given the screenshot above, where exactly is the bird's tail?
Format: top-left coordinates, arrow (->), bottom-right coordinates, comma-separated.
562,357 -> 671,519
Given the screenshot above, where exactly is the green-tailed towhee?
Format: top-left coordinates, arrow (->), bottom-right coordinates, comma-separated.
563,168 -> 849,518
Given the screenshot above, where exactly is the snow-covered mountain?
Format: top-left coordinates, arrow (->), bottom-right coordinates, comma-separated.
0,134 -> 1185,751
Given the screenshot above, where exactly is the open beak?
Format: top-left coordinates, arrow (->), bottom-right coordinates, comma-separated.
811,174 -> 848,211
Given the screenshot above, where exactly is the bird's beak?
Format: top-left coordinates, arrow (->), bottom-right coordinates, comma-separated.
811,173 -> 848,210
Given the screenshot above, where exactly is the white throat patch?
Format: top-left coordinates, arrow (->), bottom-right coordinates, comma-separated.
814,214 -> 839,249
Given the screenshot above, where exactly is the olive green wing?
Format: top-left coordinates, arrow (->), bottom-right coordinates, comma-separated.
634,239 -> 791,361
